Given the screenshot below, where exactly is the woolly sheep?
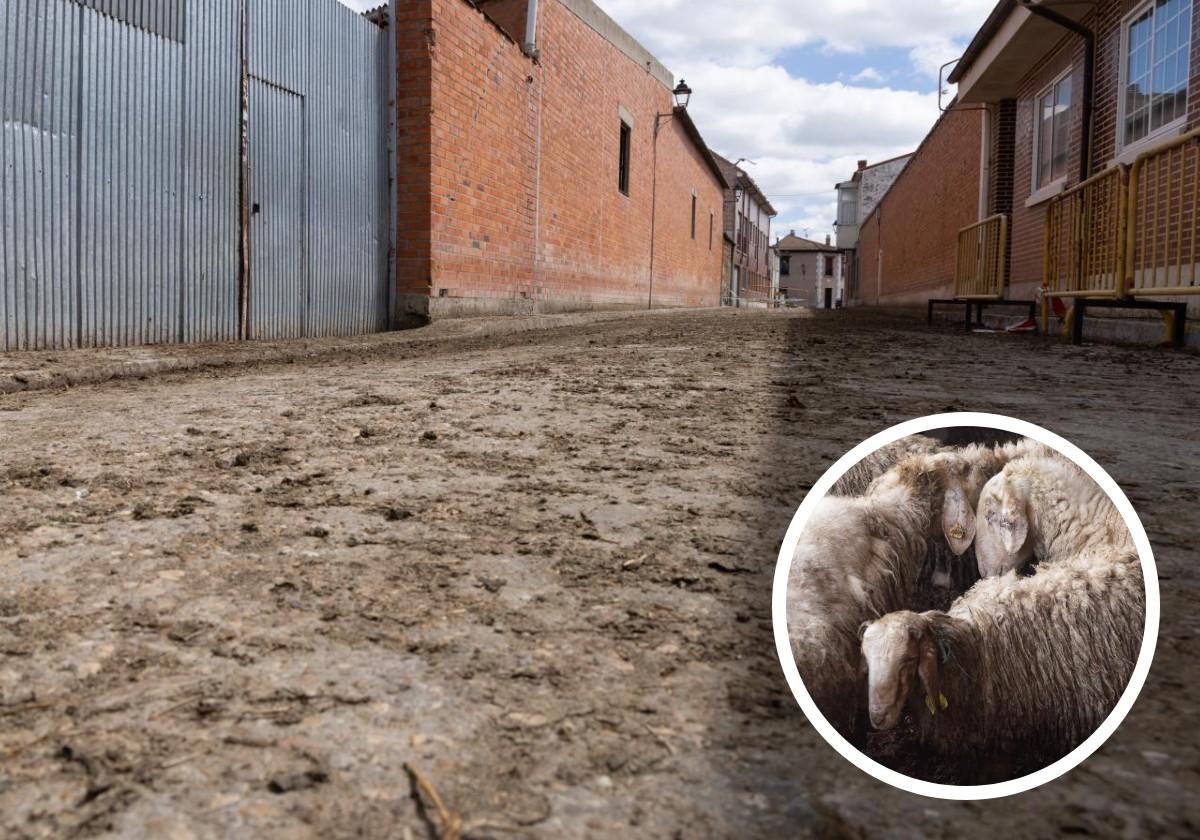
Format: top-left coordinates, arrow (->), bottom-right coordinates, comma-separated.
787,438 -> 1042,732
971,453 -> 1132,578
860,547 -> 1143,773
831,436 -> 942,497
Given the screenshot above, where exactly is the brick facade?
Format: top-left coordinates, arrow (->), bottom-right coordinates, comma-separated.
714,154 -> 775,306
857,107 -> 984,305
393,0 -> 726,321
859,0 -> 1200,313
1009,1 -> 1200,300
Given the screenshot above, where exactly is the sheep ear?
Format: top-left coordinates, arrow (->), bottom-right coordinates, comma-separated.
998,480 -> 1030,555
917,631 -> 943,717
941,483 -> 977,556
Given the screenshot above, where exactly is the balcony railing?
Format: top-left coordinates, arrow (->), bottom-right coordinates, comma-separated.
954,214 -> 1008,299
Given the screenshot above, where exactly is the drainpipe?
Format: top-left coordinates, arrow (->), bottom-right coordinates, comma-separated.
978,106 -> 991,219
1019,1 -> 1094,183
523,0 -> 539,58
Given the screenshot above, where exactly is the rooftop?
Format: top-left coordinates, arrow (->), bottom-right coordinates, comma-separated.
711,152 -> 777,216
776,232 -> 838,253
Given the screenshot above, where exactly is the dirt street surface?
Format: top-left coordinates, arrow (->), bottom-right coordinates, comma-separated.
1,308 -> 1197,839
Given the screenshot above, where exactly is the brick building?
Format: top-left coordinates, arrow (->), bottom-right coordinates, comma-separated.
859,0 -> 1200,317
392,0 -> 729,322
834,154 -> 913,305
857,108 -> 985,305
776,232 -> 844,308
713,153 -> 777,306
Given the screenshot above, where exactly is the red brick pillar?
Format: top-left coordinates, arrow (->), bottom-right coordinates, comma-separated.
392,0 -> 435,324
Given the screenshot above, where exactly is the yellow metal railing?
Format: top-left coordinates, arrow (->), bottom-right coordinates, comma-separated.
1126,129 -> 1200,296
1046,130 -> 1200,301
954,214 -> 1008,299
1044,166 -> 1128,298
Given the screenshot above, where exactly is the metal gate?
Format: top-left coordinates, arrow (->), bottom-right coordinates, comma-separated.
248,80 -> 306,339
0,0 -> 391,351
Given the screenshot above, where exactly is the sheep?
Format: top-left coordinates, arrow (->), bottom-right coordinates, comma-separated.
971,452 -> 1133,578
860,547 -> 1144,779
831,436 -> 943,497
787,437 -> 1044,734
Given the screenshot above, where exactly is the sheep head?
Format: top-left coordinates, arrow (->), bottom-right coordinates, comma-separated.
940,482 -> 977,556
915,452 -> 981,557
975,472 -> 1035,577
861,612 -> 948,730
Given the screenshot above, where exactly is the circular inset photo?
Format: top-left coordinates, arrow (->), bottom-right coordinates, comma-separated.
772,413 -> 1159,800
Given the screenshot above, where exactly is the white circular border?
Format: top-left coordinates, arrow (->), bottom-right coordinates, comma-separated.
771,412 -> 1160,800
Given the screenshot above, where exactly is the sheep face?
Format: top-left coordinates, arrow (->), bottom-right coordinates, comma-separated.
861,612 -> 938,731
940,482 -> 977,556
975,473 -> 1035,577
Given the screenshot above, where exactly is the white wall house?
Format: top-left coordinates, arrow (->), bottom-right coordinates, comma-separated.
775,233 -> 844,308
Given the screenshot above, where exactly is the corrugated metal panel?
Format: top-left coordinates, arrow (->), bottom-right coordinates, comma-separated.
182,0 -> 240,343
73,0 -> 186,43
248,79 -> 305,340
248,0 -> 307,95
1,0 -> 390,352
305,0 -> 389,337
78,7 -> 185,347
1,0 -> 81,351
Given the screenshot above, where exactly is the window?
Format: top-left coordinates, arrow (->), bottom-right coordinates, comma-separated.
838,191 -> 858,226
824,255 -> 834,277
618,121 -> 631,195
1121,0 -> 1191,149
709,212 -> 714,249
691,194 -> 697,239
780,256 -> 791,276
1035,71 -> 1073,188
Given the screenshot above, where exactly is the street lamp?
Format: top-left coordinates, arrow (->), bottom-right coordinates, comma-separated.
672,79 -> 692,110
649,81 -> 696,309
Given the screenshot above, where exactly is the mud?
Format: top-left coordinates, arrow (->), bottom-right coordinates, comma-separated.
0,308 -> 1197,838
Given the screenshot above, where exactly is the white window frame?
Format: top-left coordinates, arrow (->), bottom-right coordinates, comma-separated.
837,189 -> 858,227
1032,66 -> 1074,193
1115,0 -> 1192,158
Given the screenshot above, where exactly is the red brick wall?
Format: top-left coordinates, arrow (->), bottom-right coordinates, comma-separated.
1007,0 -> 1200,300
393,0 -> 725,319
392,0 -> 435,312
859,212 -> 881,303
860,107 -> 984,305
1009,36 -> 1079,298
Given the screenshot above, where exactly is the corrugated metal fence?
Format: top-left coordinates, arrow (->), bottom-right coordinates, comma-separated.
1,0 -> 391,351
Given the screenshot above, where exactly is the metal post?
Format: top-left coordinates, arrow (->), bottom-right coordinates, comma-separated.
238,0 -> 252,340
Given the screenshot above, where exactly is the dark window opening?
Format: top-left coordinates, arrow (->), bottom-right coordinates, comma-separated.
618,121 -> 631,196
709,212 -> 714,249
824,255 -> 835,277
691,195 -> 697,239
781,256 -> 790,276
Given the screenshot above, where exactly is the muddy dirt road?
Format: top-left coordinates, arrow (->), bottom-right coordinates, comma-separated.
1,309 -> 1197,838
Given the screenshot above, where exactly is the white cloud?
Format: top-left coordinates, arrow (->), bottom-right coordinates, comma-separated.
850,67 -> 886,84
603,1 -> 992,240
599,0 -> 994,74
336,0 -> 990,241
681,62 -> 942,238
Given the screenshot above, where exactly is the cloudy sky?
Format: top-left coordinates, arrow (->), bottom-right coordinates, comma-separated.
340,0 -> 995,241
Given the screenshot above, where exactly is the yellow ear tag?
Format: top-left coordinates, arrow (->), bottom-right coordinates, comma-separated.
939,693 -> 949,710
925,696 -> 937,716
